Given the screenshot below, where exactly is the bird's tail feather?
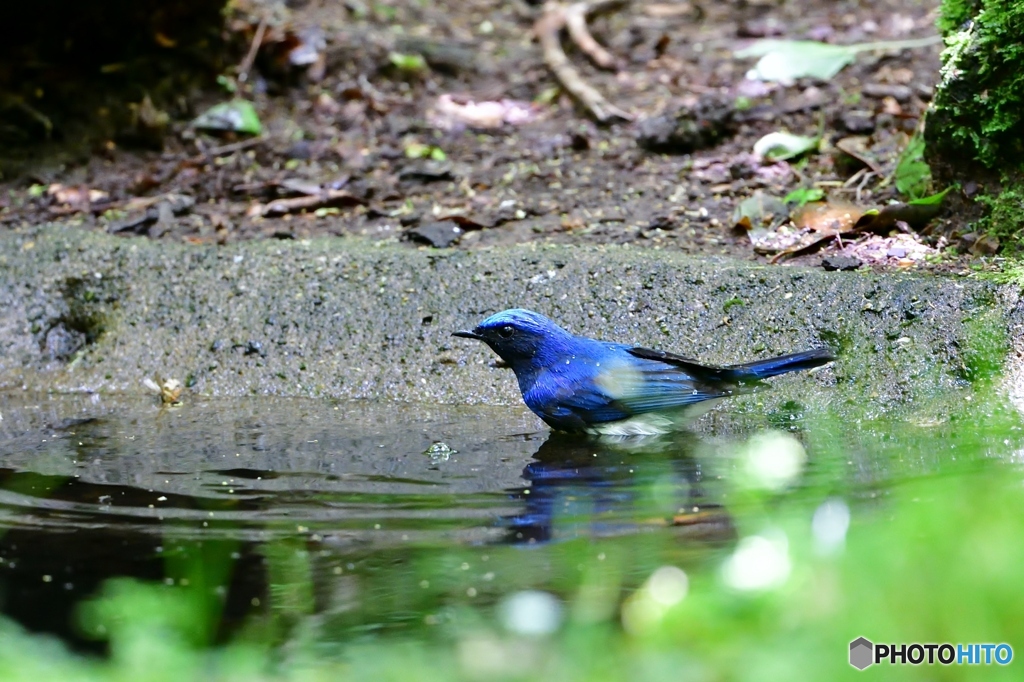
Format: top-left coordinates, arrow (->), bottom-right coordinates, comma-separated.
726,348 -> 834,381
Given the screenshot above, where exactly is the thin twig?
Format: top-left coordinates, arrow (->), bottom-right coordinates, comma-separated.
535,1 -> 633,122
564,2 -> 621,70
842,167 -> 869,189
11,96 -> 53,138
206,136 -> 266,157
856,170 -> 876,204
238,18 -> 268,84
261,190 -> 363,217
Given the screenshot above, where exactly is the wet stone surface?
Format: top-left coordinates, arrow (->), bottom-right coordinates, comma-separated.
1,224 -> 1022,419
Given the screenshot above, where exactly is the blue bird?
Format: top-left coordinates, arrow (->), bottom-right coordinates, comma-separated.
453,309 -> 833,436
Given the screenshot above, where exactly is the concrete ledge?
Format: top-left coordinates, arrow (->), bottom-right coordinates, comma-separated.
1,225 -> 1020,415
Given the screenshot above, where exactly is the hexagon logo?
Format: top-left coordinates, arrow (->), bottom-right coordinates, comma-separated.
850,637 -> 874,670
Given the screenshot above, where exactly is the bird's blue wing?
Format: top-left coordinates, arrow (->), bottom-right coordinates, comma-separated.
523,368 -> 630,429
589,361 -> 735,415
524,356 -> 734,428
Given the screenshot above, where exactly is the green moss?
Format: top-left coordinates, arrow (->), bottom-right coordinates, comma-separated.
937,0 -> 981,33
977,261 -> 1024,288
929,1 -> 1024,251
977,186 -> 1024,252
961,309 -> 1009,385
930,1 -> 1024,169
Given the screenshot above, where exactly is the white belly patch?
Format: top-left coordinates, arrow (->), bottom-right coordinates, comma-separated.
586,413 -> 675,437
584,400 -> 722,438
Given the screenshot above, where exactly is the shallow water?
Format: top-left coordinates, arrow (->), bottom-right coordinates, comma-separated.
0,392 -> 1020,651
0,396 -> 545,537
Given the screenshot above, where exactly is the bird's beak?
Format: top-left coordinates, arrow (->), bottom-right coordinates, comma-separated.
452,329 -> 483,340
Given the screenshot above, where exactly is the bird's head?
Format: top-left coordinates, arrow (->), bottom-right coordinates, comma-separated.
453,308 -> 571,366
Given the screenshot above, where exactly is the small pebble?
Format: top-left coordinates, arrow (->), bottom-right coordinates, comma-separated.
424,442 -> 455,462
404,221 -> 462,248
841,110 -> 875,134
862,83 -> 914,102
821,255 -> 862,271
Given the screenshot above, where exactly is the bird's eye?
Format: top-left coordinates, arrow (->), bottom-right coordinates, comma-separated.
498,325 -> 515,339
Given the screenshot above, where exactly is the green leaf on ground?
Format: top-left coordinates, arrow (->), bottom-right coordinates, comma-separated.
736,40 -> 858,81
908,187 -> 952,206
191,100 -> 262,135
404,142 -> 447,161
388,52 -> 428,73
853,198 -> 945,233
753,131 -> 819,161
215,74 -> 237,94
736,36 -> 943,83
894,134 -> 931,199
783,187 -> 825,207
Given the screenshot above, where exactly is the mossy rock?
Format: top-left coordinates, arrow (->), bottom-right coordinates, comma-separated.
926,1 -> 1024,251
927,1 -> 1024,169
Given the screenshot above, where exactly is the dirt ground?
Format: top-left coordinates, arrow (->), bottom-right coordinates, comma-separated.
0,0 -> 957,270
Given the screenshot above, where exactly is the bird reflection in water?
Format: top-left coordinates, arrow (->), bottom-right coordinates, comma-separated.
503,431 -> 735,545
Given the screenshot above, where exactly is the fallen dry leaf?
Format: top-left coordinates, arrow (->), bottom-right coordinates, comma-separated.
733,192 -> 789,231
745,195 -> 945,262
792,201 -> 862,232
835,136 -> 885,175
745,200 -> 860,258
261,189 -> 363,217
644,3 -> 698,18
840,233 -> 939,266
430,94 -> 541,130
47,184 -> 109,206
881,96 -> 903,116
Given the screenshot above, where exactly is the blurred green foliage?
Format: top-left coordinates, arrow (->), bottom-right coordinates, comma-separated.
894,134 -> 931,200
977,187 -> 1024,253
